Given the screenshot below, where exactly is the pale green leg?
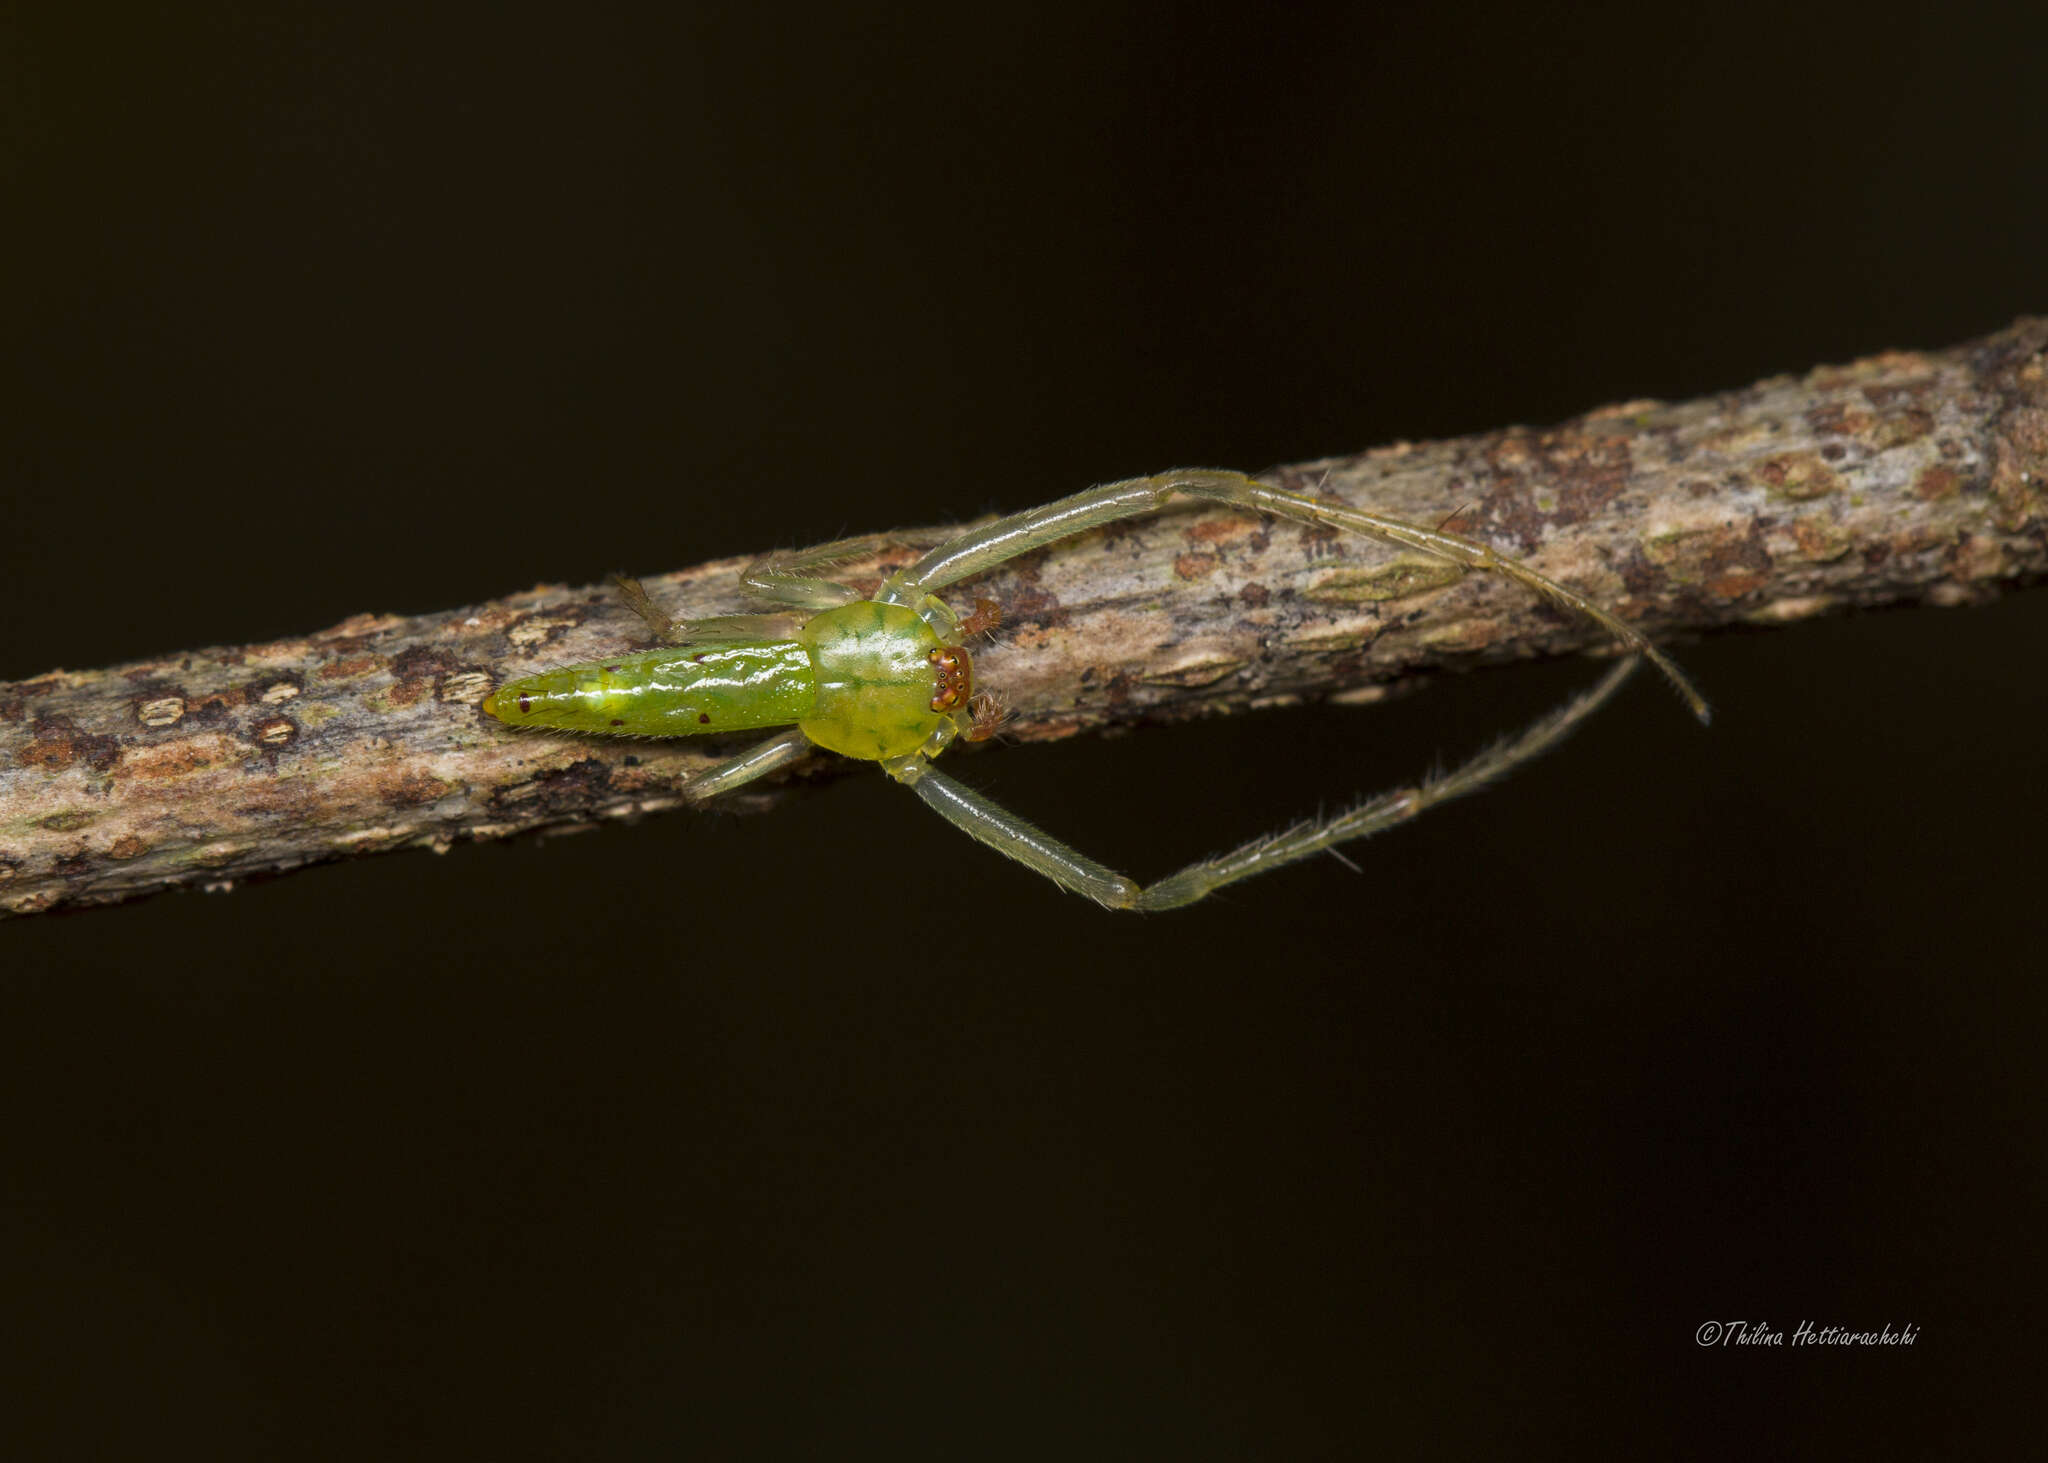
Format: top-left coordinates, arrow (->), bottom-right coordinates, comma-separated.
886,656 -> 1638,911
611,575 -> 798,645
883,756 -> 1140,909
630,527 -> 978,631
1133,653 -> 1637,909
879,469 -> 1708,723
910,594 -> 961,638
739,526 -> 964,611
684,728 -> 814,802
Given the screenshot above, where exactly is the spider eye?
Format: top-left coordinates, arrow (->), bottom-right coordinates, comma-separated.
927,644 -> 974,711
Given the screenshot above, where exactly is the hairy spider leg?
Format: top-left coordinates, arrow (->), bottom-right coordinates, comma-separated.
885,655 -> 1639,910
683,727 -> 815,802
739,524 -> 972,611
609,575 -> 800,646
877,468 -> 1708,723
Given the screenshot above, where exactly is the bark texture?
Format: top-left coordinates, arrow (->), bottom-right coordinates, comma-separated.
6,319 -> 2046,917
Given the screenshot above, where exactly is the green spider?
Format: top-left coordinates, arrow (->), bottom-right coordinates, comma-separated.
483,469 -> 1706,910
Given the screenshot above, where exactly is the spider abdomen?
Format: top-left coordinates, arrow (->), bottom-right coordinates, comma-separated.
483,642 -> 815,736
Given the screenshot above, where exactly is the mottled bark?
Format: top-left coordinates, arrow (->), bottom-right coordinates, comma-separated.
6,319 -> 2046,917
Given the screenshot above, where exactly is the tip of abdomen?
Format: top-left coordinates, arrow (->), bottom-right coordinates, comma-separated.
482,682 -> 534,722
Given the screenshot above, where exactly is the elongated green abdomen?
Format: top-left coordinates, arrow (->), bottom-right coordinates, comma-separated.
484,641 -> 815,736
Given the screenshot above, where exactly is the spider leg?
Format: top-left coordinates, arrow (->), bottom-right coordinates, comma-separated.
883,757 -> 1140,909
684,728 -> 814,801
883,655 -> 1637,911
1133,653 -> 1637,909
1170,471 -> 1708,724
609,575 -> 797,645
740,525 -> 968,610
876,478 -> 1174,604
879,469 -> 1707,723
612,574 -> 680,638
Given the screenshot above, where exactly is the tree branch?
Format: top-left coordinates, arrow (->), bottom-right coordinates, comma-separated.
6,318 -> 2046,917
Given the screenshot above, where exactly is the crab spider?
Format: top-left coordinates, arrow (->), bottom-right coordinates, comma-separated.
484,469 -> 1705,910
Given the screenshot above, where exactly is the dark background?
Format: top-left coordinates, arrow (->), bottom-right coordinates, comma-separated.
7,5 -> 2045,1455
